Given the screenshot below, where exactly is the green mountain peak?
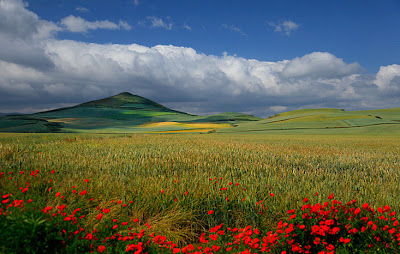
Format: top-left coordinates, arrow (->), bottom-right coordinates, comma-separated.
76,92 -> 180,113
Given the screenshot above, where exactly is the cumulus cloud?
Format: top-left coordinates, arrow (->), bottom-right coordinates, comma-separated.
280,52 -> 362,79
146,16 -> 173,30
0,0 -> 59,68
0,0 -> 398,116
269,20 -> 299,35
0,0 -> 60,40
222,24 -> 247,36
374,64 -> 400,92
60,15 -> 131,32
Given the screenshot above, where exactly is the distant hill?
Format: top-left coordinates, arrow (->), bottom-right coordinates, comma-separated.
72,92 -> 187,114
0,92 -> 261,133
0,93 -> 398,134
218,107 -> 400,135
0,112 -> 22,116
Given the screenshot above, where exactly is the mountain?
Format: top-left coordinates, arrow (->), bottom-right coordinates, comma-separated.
0,92 -> 260,133
0,93 -> 398,134
72,92 -> 187,114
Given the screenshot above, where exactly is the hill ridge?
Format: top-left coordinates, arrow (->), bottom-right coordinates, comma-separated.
0,93 -> 398,134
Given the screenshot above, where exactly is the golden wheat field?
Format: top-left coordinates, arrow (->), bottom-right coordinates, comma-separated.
1,133 -> 400,253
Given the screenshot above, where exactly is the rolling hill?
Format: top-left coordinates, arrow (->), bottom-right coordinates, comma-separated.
0,92 -> 399,134
0,92 -> 261,133
219,107 -> 400,135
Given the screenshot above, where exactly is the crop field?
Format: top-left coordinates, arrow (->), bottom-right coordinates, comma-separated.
1,132 -> 400,253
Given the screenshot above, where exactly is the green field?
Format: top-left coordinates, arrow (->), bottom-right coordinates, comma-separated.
0,93 -> 261,133
1,93 -> 400,252
1,133 -> 400,253
220,108 -> 400,135
0,92 -> 398,134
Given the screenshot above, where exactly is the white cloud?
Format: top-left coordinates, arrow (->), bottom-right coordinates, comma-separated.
269,20 -> 299,35
133,0 -> 140,6
269,106 -> 288,113
0,0 -> 59,68
0,0 -> 398,116
118,20 -> 132,30
280,52 -> 362,79
222,24 -> 247,36
183,24 -> 191,30
75,6 -> 89,12
60,15 -> 131,32
147,16 -> 173,30
374,64 -> 400,92
0,0 -> 60,40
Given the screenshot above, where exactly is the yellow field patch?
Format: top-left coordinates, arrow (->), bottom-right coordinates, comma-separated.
139,121 -> 232,129
47,118 -> 81,124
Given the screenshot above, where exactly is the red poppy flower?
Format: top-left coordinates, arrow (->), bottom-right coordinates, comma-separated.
97,245 -> 106,253
212,245 -> 220,252
208,210 -> 214,215
287,209 -> 295,214
199,233 -> 209,244
2,194 -> 11,199
209,234 -> 218,241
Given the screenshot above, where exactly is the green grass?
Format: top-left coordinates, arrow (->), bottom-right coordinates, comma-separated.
1,133 -> 400,227
219,107 -> 400,134
1,132 -> 400,252
0,92 -> 398,134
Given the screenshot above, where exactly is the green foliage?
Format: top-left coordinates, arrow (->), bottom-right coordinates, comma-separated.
0,208 -> 63,253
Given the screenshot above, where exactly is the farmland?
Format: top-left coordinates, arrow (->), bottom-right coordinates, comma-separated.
2,92 -> 399,134
1,132 -> 400,253
1,92 -> 400,253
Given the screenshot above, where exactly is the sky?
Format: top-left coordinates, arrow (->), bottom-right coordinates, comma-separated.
0,0 -> 399,117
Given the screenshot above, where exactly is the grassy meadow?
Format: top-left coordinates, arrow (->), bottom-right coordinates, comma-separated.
1,132 -> 400,253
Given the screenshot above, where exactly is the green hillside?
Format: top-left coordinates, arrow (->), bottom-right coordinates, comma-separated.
0,93 -> 398,134
0,93 -> 260,133
219,107 -> 400,135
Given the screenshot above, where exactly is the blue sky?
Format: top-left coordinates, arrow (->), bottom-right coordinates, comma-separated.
0,0 -> 399,116
28,0 -> 400,72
